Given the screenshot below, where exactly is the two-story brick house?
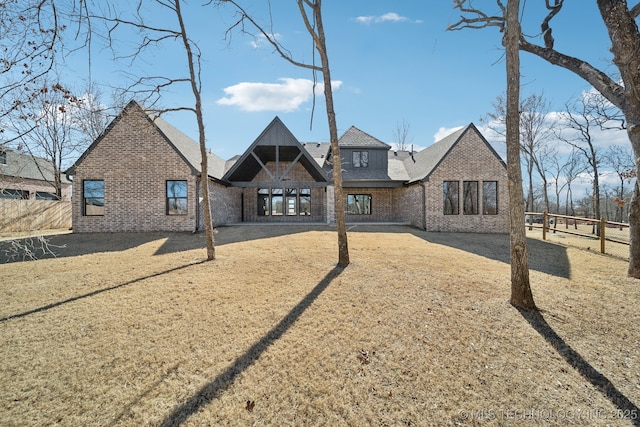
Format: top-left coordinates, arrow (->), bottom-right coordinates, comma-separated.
66,101 -> 509,233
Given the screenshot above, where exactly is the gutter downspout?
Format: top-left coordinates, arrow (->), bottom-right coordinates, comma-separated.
420,180 -> 427,231
195,176 -> 201,233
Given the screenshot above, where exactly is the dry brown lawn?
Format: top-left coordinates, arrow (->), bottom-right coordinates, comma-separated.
0,225 -> 638,426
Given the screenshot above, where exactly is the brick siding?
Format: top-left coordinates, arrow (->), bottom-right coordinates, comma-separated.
72,108 -> 198,232
422,130 -> 509,233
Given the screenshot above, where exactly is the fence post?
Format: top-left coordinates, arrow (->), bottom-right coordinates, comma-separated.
542,211 -> 547,240
600,217 -> 606,254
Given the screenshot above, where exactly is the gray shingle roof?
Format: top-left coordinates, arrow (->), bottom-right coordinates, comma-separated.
301,142 -> 330,167
404,125 -> 468,183
150,113 -> 226,180
0,148 -> 71,184
338,126 -> 391,148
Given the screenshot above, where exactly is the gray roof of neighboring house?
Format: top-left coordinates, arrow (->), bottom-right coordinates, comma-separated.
338,126 -> 391,148
0,148 -> 71,184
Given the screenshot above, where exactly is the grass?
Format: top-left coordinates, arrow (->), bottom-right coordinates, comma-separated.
0,225 -> 638,426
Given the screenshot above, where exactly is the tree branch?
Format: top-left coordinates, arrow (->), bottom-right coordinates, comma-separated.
217,0 -> 321,71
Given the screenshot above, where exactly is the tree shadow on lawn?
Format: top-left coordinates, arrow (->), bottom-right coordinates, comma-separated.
0,225 -> 336,263
0,260 -> 207,323
157,265 -> 345,427
346,225 -> 572,279
412,229 -> 571,279
519,308 -> 639,426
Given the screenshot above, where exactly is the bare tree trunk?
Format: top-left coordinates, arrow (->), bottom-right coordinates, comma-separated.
505,0 -> 536,310
176,0 -> 215,260
303,0 -> 349,266
629,180 -> 640,277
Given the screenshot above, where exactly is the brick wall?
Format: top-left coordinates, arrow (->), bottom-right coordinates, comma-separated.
422,130 -> 509,233
72,107 -> 198,232
394,185 -> 424,228
341,187 -> 395,222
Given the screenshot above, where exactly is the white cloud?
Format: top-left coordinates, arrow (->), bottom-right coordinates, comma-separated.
353,12 -> 421,25
433,126 -> 463,143
217,78 -> 342,112
250,33 -> 281,49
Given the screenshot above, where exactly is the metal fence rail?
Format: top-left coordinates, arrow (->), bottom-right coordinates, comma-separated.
525,211 -> 630,260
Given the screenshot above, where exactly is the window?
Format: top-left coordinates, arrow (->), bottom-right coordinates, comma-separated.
285,188 -> 297,215
443,181 -> 459,215
84,180 -> 104,216
0,150 -> 6,165
36,191 -> 59,200
483,181 -> 498,215
166,180 -> 188,215
0,189 -> 28,199
258,188 -> 270,216
258,188 -> 311,216
352,151 -> 369,168
347,194 -> 371,215
300,188 -> 311,215
271,188 -> 283,215
463,181 -> 479,215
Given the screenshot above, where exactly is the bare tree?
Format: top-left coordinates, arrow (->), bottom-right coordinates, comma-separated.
556,95 -> 603,233
562,150 -> 586,224
450,0 -> 536,309
7,81 -> 88,199
516,0 -> 640,277
604,144 -> 637,222
451,0 -> 640,278
392,119 -> 412,151
484,93 -> 556,214
219,0 -> 350,266
91,0 -> 217,260
0,1 -> 91,144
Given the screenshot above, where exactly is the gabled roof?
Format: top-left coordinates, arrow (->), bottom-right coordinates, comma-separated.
338,126 -> 391,149
0,148 -> 71,184
404,123 -> 505,183
223,117 -> 327,183
66,100 -> 226,180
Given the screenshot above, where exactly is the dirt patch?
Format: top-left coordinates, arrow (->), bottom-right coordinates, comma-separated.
0,225 -> 638,426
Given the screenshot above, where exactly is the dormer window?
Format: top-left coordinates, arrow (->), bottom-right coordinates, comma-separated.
353,151 -> 368,168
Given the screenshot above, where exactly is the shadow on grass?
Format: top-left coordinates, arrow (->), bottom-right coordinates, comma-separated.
519,308 -> 639,426
344,224 -> 572,279
0,225 -> 336,263
158,265 -> 345,427
0,260 -> 206,323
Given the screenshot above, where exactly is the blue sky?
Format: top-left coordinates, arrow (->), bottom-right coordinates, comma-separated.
66,1 -> 627,166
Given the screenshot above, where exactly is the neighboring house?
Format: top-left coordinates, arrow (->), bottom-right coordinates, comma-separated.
66,100 -> 509,233
0,147 -> 71,200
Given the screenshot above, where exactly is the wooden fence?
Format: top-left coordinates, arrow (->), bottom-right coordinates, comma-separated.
0,200 -> 72,232
525,211 -> 630,259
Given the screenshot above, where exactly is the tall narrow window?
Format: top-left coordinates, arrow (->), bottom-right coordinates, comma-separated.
166,180 -> 188,215
483,181 -> 498,215
463,181 -> 479,215
347,194 -> 372,215
352,151 -> 369,168
84,180 -> 104,216
257,188 -> 269,216
0,150 -> 6,165
271,188 -> 283,215
299,188 -> 311,215
443,181 -> 459,215
285,188 -> 297,215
